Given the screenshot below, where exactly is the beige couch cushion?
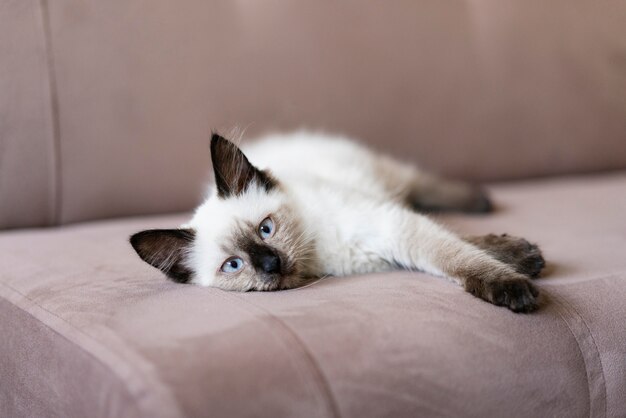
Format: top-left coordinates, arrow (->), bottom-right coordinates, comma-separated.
2,1 -> 626,228
0,0 -> 57,229
2,172 -> 625,417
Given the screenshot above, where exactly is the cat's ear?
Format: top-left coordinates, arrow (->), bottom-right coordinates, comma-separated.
130,229 -> 196,283
210,132 -> 276,198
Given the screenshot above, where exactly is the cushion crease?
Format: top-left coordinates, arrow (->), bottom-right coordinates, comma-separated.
0,280 -> 184,418
216,290 -> 342,418
546,287 -> 608,418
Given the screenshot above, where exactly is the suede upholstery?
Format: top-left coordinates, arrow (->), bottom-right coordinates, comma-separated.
1,1 -> 626,417
2,174 -> 626,417
2,1 -> 626,228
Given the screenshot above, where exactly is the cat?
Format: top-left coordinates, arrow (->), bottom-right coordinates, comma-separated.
130,131 -> 545,312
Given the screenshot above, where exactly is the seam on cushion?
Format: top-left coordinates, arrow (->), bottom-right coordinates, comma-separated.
555,293 -> 608,418
39,0 -> 62,226
213,290 -> 341,418
0,280 -> 184,418
548,293 -> 592,416
548,289 -> 608,418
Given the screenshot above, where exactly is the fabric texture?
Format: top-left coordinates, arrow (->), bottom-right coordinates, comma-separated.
0,0 -> 56,229
2,172 -> 625,417
2,1 -> 625,416
2,1 -> 626,228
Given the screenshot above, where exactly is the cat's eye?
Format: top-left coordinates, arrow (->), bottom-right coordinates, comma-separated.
258,217 -> 275,239
221,257 -> 244,273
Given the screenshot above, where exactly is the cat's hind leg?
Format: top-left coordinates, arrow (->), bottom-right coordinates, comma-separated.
407,174 -> 493,214
464,234 -> 545,278
371,153 -> 491,213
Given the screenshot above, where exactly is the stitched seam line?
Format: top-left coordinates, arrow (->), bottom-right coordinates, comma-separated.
555,293 -> 608,418
549,294 -> 593,416
39,0 -> 62,226
549,290 -> 607,418
214,291 -> 341,418
207,292 -> 328,414
0,280 -> 183,418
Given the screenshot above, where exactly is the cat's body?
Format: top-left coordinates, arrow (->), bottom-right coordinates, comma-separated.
131,132 -> 545,312
239,132 -> 487,277
241,132 -> 425,277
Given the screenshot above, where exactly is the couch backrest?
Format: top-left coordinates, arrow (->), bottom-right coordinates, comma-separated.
2,1 -> 626,229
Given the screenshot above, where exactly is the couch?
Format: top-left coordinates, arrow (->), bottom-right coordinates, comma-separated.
2,2 -> 626,417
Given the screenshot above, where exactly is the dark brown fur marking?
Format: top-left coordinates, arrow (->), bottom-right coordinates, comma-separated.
130,229 -> 195,283
236,232 -> 288,282
211,133 -> 277,198
463,271 -> 539,313
409,181 -> 493,214
465,234 -> 545,278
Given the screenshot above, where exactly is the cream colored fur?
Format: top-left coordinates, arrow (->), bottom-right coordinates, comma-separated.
186,132 -> 522,291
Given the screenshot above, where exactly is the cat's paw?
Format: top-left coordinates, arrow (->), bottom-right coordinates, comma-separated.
466,234 -> 546,278
465,274 -> 539,313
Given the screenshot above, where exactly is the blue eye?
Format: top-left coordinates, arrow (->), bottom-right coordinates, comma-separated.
258,217 -> 274,239
221,257 -> 244,273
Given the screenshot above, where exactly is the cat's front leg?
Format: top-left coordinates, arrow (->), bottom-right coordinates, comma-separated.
381,208 -> 539,312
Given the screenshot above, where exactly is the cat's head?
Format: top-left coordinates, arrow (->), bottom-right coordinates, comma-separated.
130,133 -> 317,291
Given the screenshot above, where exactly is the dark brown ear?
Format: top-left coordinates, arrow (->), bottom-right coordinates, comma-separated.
130,229 -> 196,283
210,132 -> 276,198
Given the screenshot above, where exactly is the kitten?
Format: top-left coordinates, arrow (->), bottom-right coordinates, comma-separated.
131,131 -> 545,312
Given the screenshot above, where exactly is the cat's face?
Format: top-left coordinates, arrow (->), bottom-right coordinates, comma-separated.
130,134 -> 318,291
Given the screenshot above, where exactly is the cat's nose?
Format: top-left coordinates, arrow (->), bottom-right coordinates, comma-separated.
260,254 -> 281,274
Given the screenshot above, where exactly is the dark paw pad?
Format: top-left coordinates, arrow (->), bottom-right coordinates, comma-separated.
466,276 -> 539,313
514,243 -> 545,278
467,234 -> 546,278
487,278 -> 539,312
